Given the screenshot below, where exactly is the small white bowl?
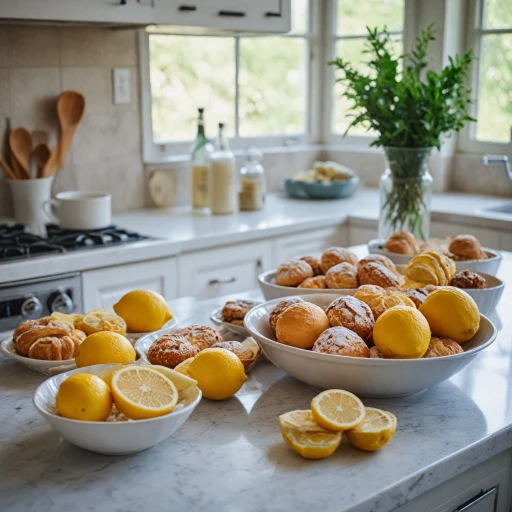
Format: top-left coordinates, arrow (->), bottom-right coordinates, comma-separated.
244,293 -> 497,398
124,317 -> 178,343
33,363 -> 201,455
458,272 -> 504,317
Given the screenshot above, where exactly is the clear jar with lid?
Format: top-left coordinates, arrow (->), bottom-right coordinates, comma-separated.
238,147 -> 266,211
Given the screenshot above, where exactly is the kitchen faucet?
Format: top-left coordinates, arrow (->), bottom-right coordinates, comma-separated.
483,154 -> 512,181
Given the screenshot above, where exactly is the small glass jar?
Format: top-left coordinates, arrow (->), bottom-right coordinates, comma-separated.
238,147 -> 266,211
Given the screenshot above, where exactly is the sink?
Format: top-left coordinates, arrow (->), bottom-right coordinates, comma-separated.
483,203 -> 512,215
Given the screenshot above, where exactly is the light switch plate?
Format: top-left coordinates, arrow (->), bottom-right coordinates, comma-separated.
113,68 -> 131,105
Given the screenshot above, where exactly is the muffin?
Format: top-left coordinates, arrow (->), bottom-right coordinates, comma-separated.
147,334 -> 199,367
312,327 -> 369,358
385,230 -> 419,255
449,235 -> 487,261
450,269 -> 487,289
325,262 -> 359,289
320,247 -> 358,274
299,256 -> 322,276
325,296 -> 374,342
357,254 -> 398,276
276,259 -> 313,287
358,262 -> 401,288
222,299 -> 258,325
269,297 -> 305,334
423,336 -> 463,358
176,325 -> 222,351
298,276 -> 327,289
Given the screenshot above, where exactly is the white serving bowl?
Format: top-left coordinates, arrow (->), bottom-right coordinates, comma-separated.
244,294 -> 497,398
455,272 -> 504,317
368,239 -> 502,275
33,363 -> 201,455
124,317 -> 178,343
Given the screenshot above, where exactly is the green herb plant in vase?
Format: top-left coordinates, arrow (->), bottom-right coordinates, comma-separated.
330,25 -> 475,240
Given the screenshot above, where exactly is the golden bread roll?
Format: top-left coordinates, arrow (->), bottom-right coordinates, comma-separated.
147,334 -> 199,367
212,341 -> 253,360
298,276 -> 327,289
14,317 -> 72,357
448,234 -> 487,260
357,254 -> 398,276
385,230 -> 419,255
450,269 -> 487,289
221,300 -> 258,325
275,302 -> 329,350
369,346 -> 386,358
269,297 -> 304,334
325,296 -> 374,342
353,284 -> 386,305
28,330 -> 85,361
299,256 -> 322,276
404,250 -> 455,286
367,292 -> 416,320
320,247 -> 358,274
423,337 -> 463,358
176,325 -> 222,351
393,287 -> 430,308
276,259 -> 313,287
325,262 -> 359,289
312,327 -> 369,358
358,262 -> 401,288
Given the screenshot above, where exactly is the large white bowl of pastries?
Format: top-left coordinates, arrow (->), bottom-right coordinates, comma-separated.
244,294 -> 497,398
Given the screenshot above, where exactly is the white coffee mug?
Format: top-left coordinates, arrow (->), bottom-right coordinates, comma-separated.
43,191 -> 112,230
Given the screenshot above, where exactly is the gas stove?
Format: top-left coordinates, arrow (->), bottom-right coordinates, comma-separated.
0,224 -> 149,263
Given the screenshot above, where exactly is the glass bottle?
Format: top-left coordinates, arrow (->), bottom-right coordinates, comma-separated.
239,147 -> 266,211
209,123 -> 237,215
190,108 -> 213,211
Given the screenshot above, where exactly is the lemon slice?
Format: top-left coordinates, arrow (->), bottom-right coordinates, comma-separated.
311,389 -> 365,432
150,365 -> 198,392
50,311 -> 76,327
174,357 -> 195,376
81,311 -> 127,336
111,366 -> 178,420
97,364 -> 131,387
345,407 -> 397,451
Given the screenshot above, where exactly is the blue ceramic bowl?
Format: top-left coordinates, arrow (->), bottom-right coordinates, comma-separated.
284,176 -> 359,200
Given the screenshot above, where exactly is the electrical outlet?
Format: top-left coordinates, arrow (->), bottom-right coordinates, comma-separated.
113,68 -> 131,105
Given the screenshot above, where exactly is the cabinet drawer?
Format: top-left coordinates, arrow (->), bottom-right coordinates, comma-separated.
178,241 -> 273,299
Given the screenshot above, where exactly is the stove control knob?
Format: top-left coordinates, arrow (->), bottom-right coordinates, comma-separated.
21,296 -> 43,319
48,292 -> 74,314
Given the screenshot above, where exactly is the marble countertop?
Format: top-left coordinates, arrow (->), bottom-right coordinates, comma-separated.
2,253 -> 512,512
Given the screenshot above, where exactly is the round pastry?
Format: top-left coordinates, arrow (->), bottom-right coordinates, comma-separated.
385,230 -> 419,255
325,262 -> 359,289
449,235 -> 487,260
28,330 -> 85,361
369,346 -> 386,359
357,254 -> 398,276
394,287 -> 430,308
212,340 -> 253,360
423,336 -> 463,358
14,317 -> 72,357
222,299 -> 258,325
275,302 -> 329,350
312,327 -> 369,358
276,259 -> 313,287
450,269 -> 487,289
358,262 -> 401,288
269,297 -> 305,334
147,334 -> 199,367
176,325 -> 222,351
353,284 -> 386,305
299,256 -> 322,276
367,293 -> 416,320
325,296 -> 374,342
298,276 -> 327,289
320,247 -> 358,274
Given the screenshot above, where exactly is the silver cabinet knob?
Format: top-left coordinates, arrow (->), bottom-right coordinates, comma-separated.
49,292 -> 74,314
21,296 -> 43,319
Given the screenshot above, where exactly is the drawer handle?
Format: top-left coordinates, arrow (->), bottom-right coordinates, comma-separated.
218,10 -> 246,17
265,11 -> 281,17
208,277 -> 237,286
179,5 -> 197,11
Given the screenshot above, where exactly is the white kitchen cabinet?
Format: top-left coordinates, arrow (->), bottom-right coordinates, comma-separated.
347,225 -> 377,247
82,257 -> 178,311
178,240 -> 273,299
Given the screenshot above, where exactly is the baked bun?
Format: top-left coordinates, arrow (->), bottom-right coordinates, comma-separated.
312,327 -> 369,358
147,334 -> 199,367
299,256 -> 322,276
358,262 -> 401,288
449,235 -> 487,261
222,299 -> 258,325
14,317 -> 73,357
357,254 -> 398,276
404,251 -> 455,286
176,325 -> 222,351
212,341 -> 253,360
369,346 -> 386,358
276,259 -> 313,287
320,247 -> 358,274
275,302 -> 329,350
28,330 -> 85,360
298,276 -> 327,289
450,269 -> 487,289
394,287 -> 429,308
423,336 -> 463,358
325,296 -> 374,342
353,284 -> 386,305
269,297 -> 305,334
367,292 -> 416,320
385,230 -> 419,255
325,262 -> 359,289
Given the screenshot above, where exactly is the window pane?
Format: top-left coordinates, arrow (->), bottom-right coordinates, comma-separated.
149,35 -> 235,143
239,37 -> 307,137
476,34 -> 512,142
483,0 -> 512,30
291,0 -> 309,34
337,0 -> 404,35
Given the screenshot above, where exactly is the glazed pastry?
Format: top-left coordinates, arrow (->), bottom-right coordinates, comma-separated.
298,276 -> 327,289
28,330 -> 85,361
221,299 -> 258,325
450,269 -> 487,289
275,302 -> 329,350
449,235 -> 487,261
299,256 -> 322,276
147,334 -> 199,367
176,325 -> 222,351
320,247 -> 358,274
358,262 -> 401,288
423,336 -> 463,358
395,287 -> 430,308
325,296 -> 374,342
369,346 -> 386,359
367,293 -> 416,320
275,259 -> 313,287
14,317 -> 72,357
385,230 -> 419,255
404,251 -> 455,287
269,297 -> 304,334
312,327 -> 369,358
357,254 -> 398,276
325,262 -> 359,289
353,284 -> 386,305
212,341 -> 253,360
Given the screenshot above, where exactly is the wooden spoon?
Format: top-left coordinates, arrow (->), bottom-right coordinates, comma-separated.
0,154 -> 16,180
34,143 -> 51,179
9,127 -> 32,179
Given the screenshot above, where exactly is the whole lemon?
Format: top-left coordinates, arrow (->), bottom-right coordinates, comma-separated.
75,332 -> 136,368
113,290 -> 172,332
188,348 -> 247,400
373,305 -> 431,358
56,373 -> 112,421
419,287 -> 480,343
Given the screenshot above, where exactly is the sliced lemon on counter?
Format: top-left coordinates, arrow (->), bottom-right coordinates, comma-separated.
111,366 -> 178,420
174,357 -> 195,376
311,389 -> 365,432
80,311 -> 127,336
345,407 -> 397,451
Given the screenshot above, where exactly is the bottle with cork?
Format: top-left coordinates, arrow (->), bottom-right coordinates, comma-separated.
190,107 -> 213,212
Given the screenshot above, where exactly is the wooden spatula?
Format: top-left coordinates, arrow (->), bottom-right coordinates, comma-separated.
9,127 -> 32,179
34,143 -> 51,178
0,154 -> 16,180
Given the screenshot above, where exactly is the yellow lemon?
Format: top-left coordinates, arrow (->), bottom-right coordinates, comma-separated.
311,389 -> 365,432
50,311 -> 76,327
419,287 -> 480,343
75,332 -> 136,368
80,311 -> 127,336
345,407 -> 397,451
111,366 -> 178,420
56,373 -> 112,422
188,348 -> 247,400
113,290 -> 172,333
373,305 -> 431,358
174,357 -> 195,376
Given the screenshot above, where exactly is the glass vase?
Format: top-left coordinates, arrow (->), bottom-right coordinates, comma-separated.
378,146 -> 433,241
